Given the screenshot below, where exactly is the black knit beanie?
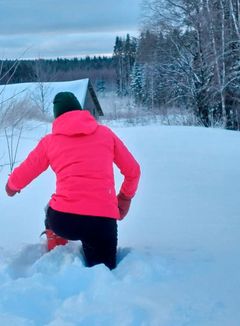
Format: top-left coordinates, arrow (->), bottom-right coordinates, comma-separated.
53,92 -> 82,118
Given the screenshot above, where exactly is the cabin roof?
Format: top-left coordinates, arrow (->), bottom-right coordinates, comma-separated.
0,78 -> 104,116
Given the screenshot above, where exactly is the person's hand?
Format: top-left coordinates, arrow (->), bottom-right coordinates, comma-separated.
117,192 -> 132,220
5,183 -> 20,197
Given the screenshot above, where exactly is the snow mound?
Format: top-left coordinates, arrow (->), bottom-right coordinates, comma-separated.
0,124 -> 240,325
0,241 -> 238,326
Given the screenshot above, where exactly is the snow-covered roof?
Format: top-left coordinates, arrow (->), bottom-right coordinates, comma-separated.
0,78 -> 103,116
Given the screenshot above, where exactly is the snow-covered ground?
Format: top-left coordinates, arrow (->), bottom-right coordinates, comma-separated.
0,122 -> 239,326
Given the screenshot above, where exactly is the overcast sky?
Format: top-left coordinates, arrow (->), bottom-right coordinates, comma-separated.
0,0 -> 142,59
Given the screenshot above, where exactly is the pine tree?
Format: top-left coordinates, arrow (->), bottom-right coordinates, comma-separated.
113,35 -> 137,96
130,63 -> 144,104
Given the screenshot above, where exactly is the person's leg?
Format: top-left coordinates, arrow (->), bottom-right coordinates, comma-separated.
46,206 -> 86,240
82,219 -> 118,270
45,206 -> 68,251
47,206 -> 118,269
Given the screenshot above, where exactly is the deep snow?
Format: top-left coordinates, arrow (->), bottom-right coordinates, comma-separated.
0,123 -> 239,326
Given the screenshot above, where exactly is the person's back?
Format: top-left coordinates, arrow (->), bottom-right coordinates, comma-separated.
44,110 -> 119,217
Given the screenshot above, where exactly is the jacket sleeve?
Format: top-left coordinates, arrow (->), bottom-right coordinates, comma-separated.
113,132 -> 140,198
7,136 -> 50,191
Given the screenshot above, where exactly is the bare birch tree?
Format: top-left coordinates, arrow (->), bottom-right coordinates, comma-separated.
135,0 -> 240,128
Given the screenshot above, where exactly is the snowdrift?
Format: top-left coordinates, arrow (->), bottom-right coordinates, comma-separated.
0,124 -> 239,326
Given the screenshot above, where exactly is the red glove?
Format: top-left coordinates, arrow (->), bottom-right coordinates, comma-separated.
5,183 -> 20,197
117,192 -> 132,220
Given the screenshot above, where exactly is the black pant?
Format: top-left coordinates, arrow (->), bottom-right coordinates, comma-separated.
46,207 -> 118,270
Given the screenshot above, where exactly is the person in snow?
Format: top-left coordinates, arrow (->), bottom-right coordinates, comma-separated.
5,92 -> 140,270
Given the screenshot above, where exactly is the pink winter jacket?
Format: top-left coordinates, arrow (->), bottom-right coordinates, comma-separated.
7,110 -> 140,219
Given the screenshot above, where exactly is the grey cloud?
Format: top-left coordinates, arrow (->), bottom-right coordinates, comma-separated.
0,0 -> 141,35
0,0 -> 141,59
0,30 -> 138,59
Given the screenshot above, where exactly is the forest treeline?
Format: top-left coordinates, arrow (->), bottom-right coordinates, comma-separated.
114,0 -> 240,130
0,56 -> 116,93
1,0 -> 240,129
131,0 -> 240,130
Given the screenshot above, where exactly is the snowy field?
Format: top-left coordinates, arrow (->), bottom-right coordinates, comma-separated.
0,122 -> 239,326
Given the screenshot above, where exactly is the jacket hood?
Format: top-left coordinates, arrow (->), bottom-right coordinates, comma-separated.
52,110 -> 98,136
